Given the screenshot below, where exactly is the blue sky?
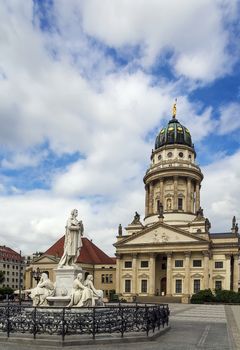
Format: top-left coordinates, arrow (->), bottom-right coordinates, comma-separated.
0,0 -> 240,255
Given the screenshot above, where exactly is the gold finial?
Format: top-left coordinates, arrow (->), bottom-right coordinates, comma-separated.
172,98 -> 177,118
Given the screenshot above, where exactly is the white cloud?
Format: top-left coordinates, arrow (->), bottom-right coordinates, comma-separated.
71,0 -> 237,81
218,102 -> 240,135
0,0 -> 238,258
201,150 -> 240,232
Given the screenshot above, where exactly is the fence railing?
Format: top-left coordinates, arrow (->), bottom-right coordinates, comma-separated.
0,302 -> 169,340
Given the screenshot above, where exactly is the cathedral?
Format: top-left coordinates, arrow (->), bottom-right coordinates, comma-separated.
114,104 -> 239,302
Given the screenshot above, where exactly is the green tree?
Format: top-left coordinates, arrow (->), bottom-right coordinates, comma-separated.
0,271 -> 5,284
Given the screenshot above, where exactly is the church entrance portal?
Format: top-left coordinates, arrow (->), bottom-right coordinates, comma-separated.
160,277 -> 166,295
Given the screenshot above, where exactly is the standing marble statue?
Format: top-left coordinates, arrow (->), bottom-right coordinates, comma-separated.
58,209 -> 84,268
30,273 -> 55,306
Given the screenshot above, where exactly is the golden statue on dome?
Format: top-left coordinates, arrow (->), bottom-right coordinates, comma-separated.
172,99 -> 177,118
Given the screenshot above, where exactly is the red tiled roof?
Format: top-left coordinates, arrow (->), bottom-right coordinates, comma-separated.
44,236 -> 115,265
0,245 -> 22,261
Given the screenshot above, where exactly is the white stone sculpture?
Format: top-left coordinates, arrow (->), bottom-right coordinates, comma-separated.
67,272 -> 94,307
84,274 -> 104,306
58,209 -> 84,268
30,273 -> 55,306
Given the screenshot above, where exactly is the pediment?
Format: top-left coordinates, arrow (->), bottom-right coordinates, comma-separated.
115,221 -> 209,247
191,273 -> 204,279
33,255 -> 59,264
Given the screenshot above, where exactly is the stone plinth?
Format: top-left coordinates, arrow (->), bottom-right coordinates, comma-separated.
46,266 -> 85,306
55,267 -> 83,297
47,296 -> 71,307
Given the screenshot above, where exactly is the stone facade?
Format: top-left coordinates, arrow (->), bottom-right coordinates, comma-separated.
114,113 -> 239,301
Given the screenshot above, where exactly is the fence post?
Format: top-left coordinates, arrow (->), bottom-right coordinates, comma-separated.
62,307 -> 66,342
7,297 -> 10,338
33,307 -> 37,339
145,305 -> 149,337
92,307 -> 96,339
120,305 -> 124,338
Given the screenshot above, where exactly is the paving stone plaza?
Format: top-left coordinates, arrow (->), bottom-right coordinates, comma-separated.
0,303 -> 240,350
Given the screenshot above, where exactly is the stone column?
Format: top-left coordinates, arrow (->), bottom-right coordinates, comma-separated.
166,252 -> 172,296
115,254 -> 121,294
132,253 -> 138,294
173,176 -> 178,210
233,254 -> 239,292
149,182 -> 154,215
225,254 -> 231,290
195,182 -> 200,212
149,253 -> 156,295
184,252 -> 191,295
203,251 -> 209,289
187,177 -> 192,212
145,185 -> 149,217
160,180 -> 164,206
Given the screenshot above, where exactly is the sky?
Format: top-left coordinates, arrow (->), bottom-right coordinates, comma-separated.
0,0 -> 240,256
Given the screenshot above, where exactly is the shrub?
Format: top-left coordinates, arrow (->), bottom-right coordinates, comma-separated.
191,289 -> 215,304
0,287 -> 14,296
214,289 -> 240,303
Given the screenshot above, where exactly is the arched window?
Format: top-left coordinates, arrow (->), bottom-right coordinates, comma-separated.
178,197 -> 183,210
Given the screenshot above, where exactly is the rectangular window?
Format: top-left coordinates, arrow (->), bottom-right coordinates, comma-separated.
141,279 -> 148,293
140,261 -> 149,268
175,279 -> 182,293
124,261 -> 132,268
193,260 -> 202,267
102,274 -> 113,284
215,261 -> 223,269
178,198 -> 183,210
162,263 -> 166,270
215,280 -> 222,290
125,279 -> 131,293
175,260 -> 183,268
193,279 -> 201,294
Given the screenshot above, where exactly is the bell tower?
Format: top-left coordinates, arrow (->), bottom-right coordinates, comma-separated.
143,103 -> 203,226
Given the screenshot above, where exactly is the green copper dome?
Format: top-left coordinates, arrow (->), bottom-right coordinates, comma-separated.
155,117 -> 194,150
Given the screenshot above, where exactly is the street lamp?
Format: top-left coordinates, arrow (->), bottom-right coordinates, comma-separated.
18,250 -> 22,305
32,267 -> 41,285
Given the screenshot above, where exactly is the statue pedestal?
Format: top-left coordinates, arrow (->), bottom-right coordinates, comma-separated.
55,266 -> 84,297
47,266 -> 85,307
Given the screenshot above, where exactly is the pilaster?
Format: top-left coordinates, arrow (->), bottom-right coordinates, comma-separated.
166,252 -> 172,296
149,182 -> 154,214
145,185 -> 149,217
187,177 -> 192,212
233,254 -> 239,292
173,176 -> 178,210
203,251 -> 209,289
132,253 -> 138,294
115,253 -> 121,294
149,253 -> 156,295
160,180 -> 164,206
196,182 -> 200,212
184,251 -> 191,295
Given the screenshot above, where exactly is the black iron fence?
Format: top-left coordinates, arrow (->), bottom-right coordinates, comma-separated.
0,302 -> 169,340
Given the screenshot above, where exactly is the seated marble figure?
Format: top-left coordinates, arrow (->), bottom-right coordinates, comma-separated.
30,273 -> 55,306
68,273 -> 103,307
84,274 -> 104,306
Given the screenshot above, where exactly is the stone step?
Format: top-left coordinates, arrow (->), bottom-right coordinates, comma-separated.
136,296 -> 182,304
